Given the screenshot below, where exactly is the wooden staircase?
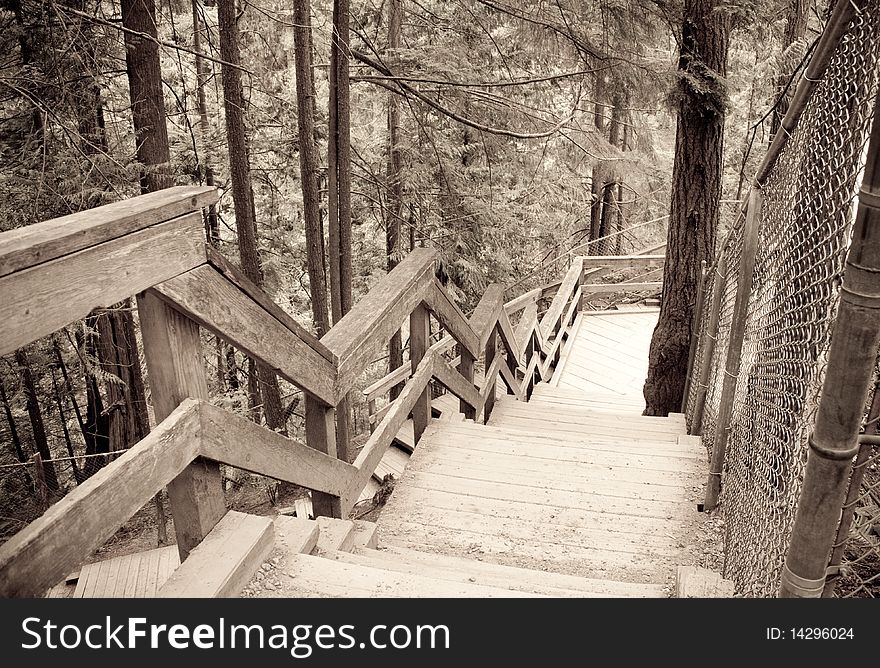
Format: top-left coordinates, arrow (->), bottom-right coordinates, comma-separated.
0,189 -> 726,598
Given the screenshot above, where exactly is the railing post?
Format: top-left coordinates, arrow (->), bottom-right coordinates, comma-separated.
690,254 -> 726,435
780,98 -> 880,598
682,260 -> 708,413
304,394 -> 343,518
484,325 -> 497,423
704,188 -> 762,511
410,303 -> 431,442
137,290 -> 226,560
457,344 -> 477,420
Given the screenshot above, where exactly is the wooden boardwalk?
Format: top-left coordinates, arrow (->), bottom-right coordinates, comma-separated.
376,306 -> 706,596
554,309 -> 658,399
47,545 -> 181,598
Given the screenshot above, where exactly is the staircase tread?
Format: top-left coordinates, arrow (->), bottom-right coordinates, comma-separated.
329,545 -> 664,597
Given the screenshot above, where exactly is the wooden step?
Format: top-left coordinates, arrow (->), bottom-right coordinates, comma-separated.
314,517 -> 356,553
497,395 -> 685,430
675,566 -> 735,598
158,511 -> 274,598
373,444 -> 410,482
328,545 -> 664,597
276,553 -> 544,597
349,520 -> 379,550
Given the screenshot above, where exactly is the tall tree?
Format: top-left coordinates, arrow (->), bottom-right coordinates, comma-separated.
217,0 -> 287,434
121,0 -> 172,192
326,0 -> 354,461
192,0 -> 219,245
293,0 -> 331,336
14,349 -> 58,491
386,0 -> 404,398
643,0 -> 732,415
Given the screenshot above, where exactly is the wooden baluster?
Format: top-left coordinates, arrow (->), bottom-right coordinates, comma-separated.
137,290 -> 226,561
484,325 -> 497,424
457,344 -> 477,420
304,394 -> 343,518
410,304 -> 431,443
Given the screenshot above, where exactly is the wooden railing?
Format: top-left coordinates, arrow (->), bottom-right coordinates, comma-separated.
0,186 -> 664,596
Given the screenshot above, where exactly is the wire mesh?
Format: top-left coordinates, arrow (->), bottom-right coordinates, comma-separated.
686,4 -> 880,597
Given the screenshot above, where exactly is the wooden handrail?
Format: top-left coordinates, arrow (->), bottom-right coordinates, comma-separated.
0,186 -> 217,278
322,248 -> 438,400
0,398 -> 356,597
0,211 -> 207,356
0,400 -> 202,598
151,263 -> 337,405
580,254 -> 665,269
540,257 -> 583,339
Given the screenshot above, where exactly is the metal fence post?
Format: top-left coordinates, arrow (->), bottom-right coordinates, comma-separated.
704,188 -> 762,511
780,95 -> 880,598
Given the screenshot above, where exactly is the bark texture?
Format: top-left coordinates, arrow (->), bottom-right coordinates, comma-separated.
643,0 -> 731,416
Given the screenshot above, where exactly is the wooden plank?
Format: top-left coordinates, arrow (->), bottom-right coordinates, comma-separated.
151,265 -> 336,405
498,359 -> 525,401
514,301 -> 539,360
496,308 -> 522,366
0,186 -> 216,278
344,545 -> 661,597
373,445 -> 410,481
539,258 -> 582,338
205,247 -> 334,363
198,401 -> 358,498
137,292 -> 226,561
503,287 -> 540,315
350,521 -> 379,549
398,470 -> 692,522
540,286 -> 582,376
322,248 -> 437,396
457,344 -> 477,420
432,355 -> 482,413
279,553 -> 543,598
304,395 -> 342,519
158,511 -> 274,598
469,284 -> 505,348
480,351 -> 502,421
0,212 -> 206,357
315,518 -> 356,553
343,352 -> 434,512
580,254 -> 665,269
382,498 -> 682,553
409,303 -> 432,444
384,485 -> 688,539
580,281 -> 662,293
423,280 -> 480,358
141,547 -> 162,597
273,516 -> 320,555
0,401 -> 201,598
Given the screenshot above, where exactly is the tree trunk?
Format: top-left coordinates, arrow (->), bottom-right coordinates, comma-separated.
643,0 -> 731,416
50,366 -> 81,484
218,0 -> 286,434
121,0 -> 173,192
15,349 -> 58,491
79,322 -> 111,480
293,0 -> 331,337
589,73 -> 606,254
0,375 -> 27,464
598,95 -> 622,254
386,0 -> 404,399
192,0 -> 219,245
327,0 -> 353,462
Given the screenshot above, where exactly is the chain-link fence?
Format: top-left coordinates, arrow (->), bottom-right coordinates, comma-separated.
685,3 -> 880,597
